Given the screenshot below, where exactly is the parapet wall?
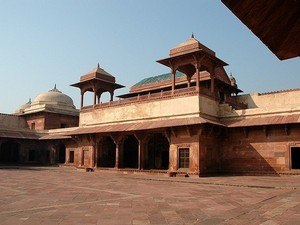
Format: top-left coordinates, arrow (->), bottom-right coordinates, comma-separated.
220,89 -> 300,119
79,95 -> 201,126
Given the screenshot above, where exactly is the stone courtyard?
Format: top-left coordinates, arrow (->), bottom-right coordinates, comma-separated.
0,167 -> 299,225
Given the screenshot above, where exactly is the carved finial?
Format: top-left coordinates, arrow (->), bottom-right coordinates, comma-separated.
191,33 -> 194,38
28,98 -> 31,104
49,83 -> 61,93
97,63 -> 100,68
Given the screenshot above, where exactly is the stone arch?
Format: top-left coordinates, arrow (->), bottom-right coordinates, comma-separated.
56,143 -> 66,163
98,136 -> 116,168
147,133 -> 169,170
123,135 -> 139,169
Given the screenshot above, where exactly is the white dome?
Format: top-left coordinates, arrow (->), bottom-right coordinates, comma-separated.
33,85 -> 75,108
15,99 -> 31,113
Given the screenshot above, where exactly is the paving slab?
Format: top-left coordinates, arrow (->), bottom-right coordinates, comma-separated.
0,167 -> 299,224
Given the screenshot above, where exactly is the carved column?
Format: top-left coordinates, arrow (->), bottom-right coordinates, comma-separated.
97,92 -> 102,104
110,91 -> 114,102
110,134 -> 123,169
80,91 -> 84,108
80,148 -> 84,167
94,141 -> 98,168
171,68 -> 176,95
93,87 -> 97,107
134,133 -> 149,170
115,143 -> 119,168
187,75 -> 191,88
195,63 -> 200,91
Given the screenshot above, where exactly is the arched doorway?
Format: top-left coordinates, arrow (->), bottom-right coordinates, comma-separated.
98,137 -> 116,168
147,133 -> 169,170
56,144 -> 66,163
123,135 -> 139,168
0,141 -> 19,163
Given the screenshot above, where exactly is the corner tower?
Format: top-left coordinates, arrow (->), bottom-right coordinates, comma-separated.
157,34 -> 228,94
71,64 -> 124,109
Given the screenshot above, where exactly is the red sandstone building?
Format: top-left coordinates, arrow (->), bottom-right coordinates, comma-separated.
0,36 -> 299,176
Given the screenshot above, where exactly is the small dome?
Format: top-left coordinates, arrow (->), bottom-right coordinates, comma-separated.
15,98 -> 31,113
33,85 -> 75,108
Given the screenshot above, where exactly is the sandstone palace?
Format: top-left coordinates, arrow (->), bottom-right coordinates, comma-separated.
1,36 -> 299,176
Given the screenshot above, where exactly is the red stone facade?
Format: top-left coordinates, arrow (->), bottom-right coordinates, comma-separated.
1,36 -> 299,178
23,112 -> 79,131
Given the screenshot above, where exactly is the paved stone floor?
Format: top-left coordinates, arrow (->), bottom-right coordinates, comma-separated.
0,167 -> 299,225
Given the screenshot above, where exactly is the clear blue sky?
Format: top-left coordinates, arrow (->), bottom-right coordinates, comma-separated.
0,0 -> 299,113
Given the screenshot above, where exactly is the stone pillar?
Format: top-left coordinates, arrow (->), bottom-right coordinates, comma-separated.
195,63 -> 200,91
187,75 -> 191,88
80,91 -> 84,108
66,148 -> 70,164
171,69 -> 176,95
93,87 -> 97,107
135,135 -> 148,170
169,143 -> 177,172
138,140 -> 142,170
79,148 -> 83,167
91,146 -> 95,168
115,142 -> 120,169
94,142 -> 98,168
109,91 -> 114,102
111,135 -> 123,169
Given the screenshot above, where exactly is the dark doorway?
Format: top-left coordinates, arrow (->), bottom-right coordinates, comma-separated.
56,144 -> 66,163
45,150 -> 50,164
291,147 -> 300,169
147,134 -> 169,170
28,149 -> 36,162
69,151 -> 74,163
123,135 -> 139,168
98,137 -> 116,168
0,141 -> 19,163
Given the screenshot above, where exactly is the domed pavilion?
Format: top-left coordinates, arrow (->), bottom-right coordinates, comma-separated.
15,85 -> 79,130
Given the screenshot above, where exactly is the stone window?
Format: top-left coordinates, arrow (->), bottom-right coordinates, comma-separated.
179,148 -> 189,169
69,150 -> 74,163
31,123 -> 35,130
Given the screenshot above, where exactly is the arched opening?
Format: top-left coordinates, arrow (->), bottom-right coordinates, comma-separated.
84,91 -> 94,107
123,135 -> 139,168
56,144 -> 66,163
147,133 -> 169,170
100,92 -> 112,103
98,137 -> 116,168
0,141 -> 19,163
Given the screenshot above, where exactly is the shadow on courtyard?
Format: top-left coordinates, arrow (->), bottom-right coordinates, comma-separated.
0,164 -> 59,171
